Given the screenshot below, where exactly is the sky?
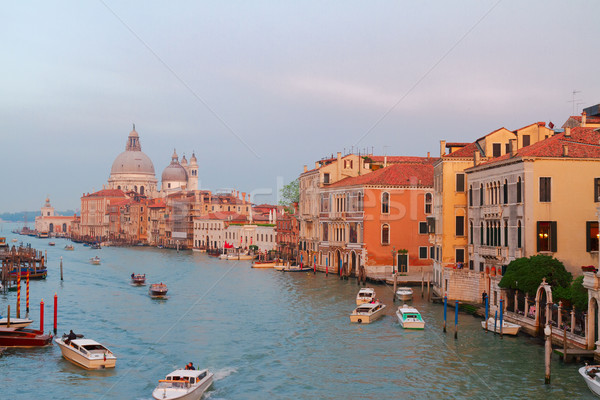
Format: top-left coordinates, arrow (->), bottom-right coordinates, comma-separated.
1,0 -> 599,213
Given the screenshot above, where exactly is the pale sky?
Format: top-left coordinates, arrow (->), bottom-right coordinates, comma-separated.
1,0 -> 599,212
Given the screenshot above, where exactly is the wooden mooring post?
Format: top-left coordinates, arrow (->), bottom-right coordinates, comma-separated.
393,273 -> 398,302
545,324 -> 552,384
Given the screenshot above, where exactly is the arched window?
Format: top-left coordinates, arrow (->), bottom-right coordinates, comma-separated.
62,223 -> 67,232
516,177 -> 522,203
480,184 -> 484,205
504,220 -> 508,247
381,192 -> 390,214
468,186 -> 473,207
140,186 -> 145,195
503,180 -> 508,204
480,222 -> 484,245
381,224 -> 390,244
425,193 -> 433,214
517,221 -> 522,249
469,221 -> 473,244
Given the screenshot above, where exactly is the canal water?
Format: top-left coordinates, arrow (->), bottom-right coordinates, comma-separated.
0,226 -> 594,399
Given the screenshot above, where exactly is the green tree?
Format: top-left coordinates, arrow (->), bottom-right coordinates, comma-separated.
554,276 -> 588,311
279,179 -> 299,210
499,255 -> 572,295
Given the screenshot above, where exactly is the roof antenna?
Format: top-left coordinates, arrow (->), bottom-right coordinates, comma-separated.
133,123 -> 135,130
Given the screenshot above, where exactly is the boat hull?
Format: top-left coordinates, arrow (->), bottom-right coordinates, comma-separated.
152,374 -> 213,400
396,313 -> 425,329
350,307 -> 386,324
481,318 -> 521,335
55,339 -> 116,369
0,328 -> 53,347
0,318 -> 34,329
581,366 -> 600,397
396,293 -> 413,301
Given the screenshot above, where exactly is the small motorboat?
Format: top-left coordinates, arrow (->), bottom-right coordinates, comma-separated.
55,334 -> 116,369
152,368 -> 213,400
90,256 -> 101,265
580,365 -> 600,397
276,265 -> 313,273
0,327 -> 53,347
0,316 -> 34,329
396,304 -> 425,329
64,244 -> 74,251
350,301 -> 386,324
251,260 -> 279,269
395,287 -> 413,301
131,273 -> 146,285
48,241 -> 56,246
90,243 -> 101,250
481,317 -> 521,335
149,283 -> 168,298
12,238 -> 18,243
356,288 -> 376,305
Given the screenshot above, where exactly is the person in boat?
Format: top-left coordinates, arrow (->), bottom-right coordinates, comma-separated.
65,330 -> 77,344
185,362 -> 195,370
131,273 -> 135,279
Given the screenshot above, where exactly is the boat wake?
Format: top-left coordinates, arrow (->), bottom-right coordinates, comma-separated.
212,366 -> 237,381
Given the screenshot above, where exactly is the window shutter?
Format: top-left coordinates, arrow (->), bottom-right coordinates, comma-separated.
551,221 -> 558,252
587,221 -> 592,252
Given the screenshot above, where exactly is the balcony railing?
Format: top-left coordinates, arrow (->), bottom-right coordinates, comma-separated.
482,205 -> 502,218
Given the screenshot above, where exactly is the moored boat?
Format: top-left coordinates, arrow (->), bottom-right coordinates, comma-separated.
350,302 -> 386,324
277,264 -> 313,273
55,335 -> 116,369
580,365 -> 600,397
0,237 -> 8,248
131,273 -> 146,285
481,317 -> 521,335
9,267 -> 47,280
395,287 -> 413,301
149,283 -> 168,297
251,260 -> 279,268
396,304 -> 425,329
356,288 -> 376,305
0,316 -> 34,329
90,256 -> 101,265
48,241 -> 56,246
152,368 -> 213,400
64,244 -> 74,251
0,327 -> 53,347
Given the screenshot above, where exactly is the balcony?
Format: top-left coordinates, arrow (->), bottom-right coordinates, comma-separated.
482,205 -> 502,218
479,246 -> 501,259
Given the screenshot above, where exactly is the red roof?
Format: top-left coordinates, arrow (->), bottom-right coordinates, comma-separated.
368,155 -> 438,164
83,189 -> 126,198
443,142 -> 479,159
328,163 -> 433,188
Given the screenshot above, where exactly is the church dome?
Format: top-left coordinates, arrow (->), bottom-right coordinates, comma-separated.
110,127 -> 156,176
161,149 -> 188,183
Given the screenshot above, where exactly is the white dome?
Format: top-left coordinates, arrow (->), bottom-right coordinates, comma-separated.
109,127 -> 156,177
161,163 -> 188,182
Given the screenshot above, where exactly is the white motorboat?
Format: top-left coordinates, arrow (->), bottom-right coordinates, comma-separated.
395,287 -> 413,301
396,304 -> 425,329
356,288 -> 376,305
152,368 -> 213,400
350,301 -> 386,324
481,317 -> 521,335
90,256 -> 101,265
580,365 -> 600,397
0,316 -> 34,329
55,335 -> 117,369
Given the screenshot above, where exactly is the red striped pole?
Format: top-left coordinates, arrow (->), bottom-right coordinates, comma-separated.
17,274 -> 21,318
53,293 -> 57,334
40,299 -> 44,333
26,271 -> 30,313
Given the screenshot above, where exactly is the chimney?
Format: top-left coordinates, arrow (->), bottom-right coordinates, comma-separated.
510,139 -> 517,157
304,165 -> 308,172
582,111 -> 587,126
474,150 -> 481,166
565,127 -> 571,137
427,151 -> 430,158
242,192 -> 246,201
384,156 -> 387,168
337,152 -> 342,161
440,140 -> 446,157
562,144 -> 569,157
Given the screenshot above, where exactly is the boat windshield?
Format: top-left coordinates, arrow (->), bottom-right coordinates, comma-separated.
158,379 -> 193,389
82,344 -> 108,352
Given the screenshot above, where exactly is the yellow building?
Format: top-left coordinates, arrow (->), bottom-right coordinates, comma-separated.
432,123 -> 554,299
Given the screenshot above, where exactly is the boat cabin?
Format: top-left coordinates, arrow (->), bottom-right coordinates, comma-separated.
158,369 -> 208,388
354,302 -> 383,315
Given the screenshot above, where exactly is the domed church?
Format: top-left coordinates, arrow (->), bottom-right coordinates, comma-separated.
161,149 -> 198,193
107,126 -> 158,196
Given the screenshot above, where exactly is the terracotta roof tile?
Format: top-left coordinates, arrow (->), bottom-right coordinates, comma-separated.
443,142 -> 479,158
328,163 -> 433,188
83,189 -> 126,198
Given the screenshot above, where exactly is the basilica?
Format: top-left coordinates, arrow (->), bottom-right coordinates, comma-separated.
107,126 -> 198,197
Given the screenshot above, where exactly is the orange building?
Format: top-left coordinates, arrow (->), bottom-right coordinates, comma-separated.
318,161 -> 435,276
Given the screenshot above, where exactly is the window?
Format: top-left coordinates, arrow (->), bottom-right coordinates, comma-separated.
523,135 -> 530,147
455,215 -> 465,236
469,260 -> 474,270
419,222 -> 428,234
595,178 -> 600,202
381,192 -> 390,214
425,193 -> 432,214
323,173 -> 330,184
381,224 -> 390,244
504,221 -> 508,247
480,222 -> 484,245
505,143 -> 510,154
468,186 -> 473,206
537,221 -> 557,252
456,174 -> 465,192
480,184 -> 484,205
430,246 -> 435,259
517,177 -> 522,203
493,143 -> 501,158
503,180 -> 508,204
587,221 -> 599,252
455,248 -> 465,263
419,246 -> 428,259
479,262 -> 484,272
469,221 -> 473,244
539,177 -> 551,202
